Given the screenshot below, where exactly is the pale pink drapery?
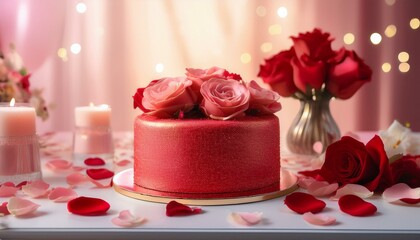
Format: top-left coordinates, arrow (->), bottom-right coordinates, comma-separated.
0,0 -> 419,139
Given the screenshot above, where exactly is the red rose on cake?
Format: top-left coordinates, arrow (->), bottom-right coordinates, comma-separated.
133,67 -> 281,120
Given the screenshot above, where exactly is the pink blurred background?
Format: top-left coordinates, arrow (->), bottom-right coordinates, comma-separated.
0,0 -> 419,139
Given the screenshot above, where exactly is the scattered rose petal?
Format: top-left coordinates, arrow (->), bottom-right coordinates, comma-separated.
89,178 -> 113,189
115,159 -> 132,167
166,200 -> 202,217
48,187 -> 78,202
111,210 -> 145,227
297,177 -> 317,189
382,183 -> 420,204
307,181 -> 339,197
303,212 -> 336,226
86,168 -> 114,180
66,172 -> 90,186
0,202 -> 10,216
67,196 -> 110,216
284,192 -> 326,214
16,181 -> 29,189
1,182 -> 15,187
229,212 -> 263,226
331,184 -> 374,200
7,197 -> 40,216
0,185 -> 19,197
313,141 -> 323,154
21,180 -> 50,198
84,157 -> 105,166
338,195 -> 377,216
45,159 -> 73,171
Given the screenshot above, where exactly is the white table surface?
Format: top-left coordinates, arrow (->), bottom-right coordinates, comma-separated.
0,132 -> 419,240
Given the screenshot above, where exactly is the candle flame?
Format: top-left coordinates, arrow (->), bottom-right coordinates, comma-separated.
10,98 -> 15,107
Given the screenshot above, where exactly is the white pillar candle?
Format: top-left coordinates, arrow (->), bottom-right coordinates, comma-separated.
74,104 -> 111,128
0,100 -> 36,137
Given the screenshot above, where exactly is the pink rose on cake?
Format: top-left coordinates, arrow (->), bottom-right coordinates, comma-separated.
248,80 -> 282,114
133,66 -> 281,120
200,78 -> 250,120
133,77 -> 198,118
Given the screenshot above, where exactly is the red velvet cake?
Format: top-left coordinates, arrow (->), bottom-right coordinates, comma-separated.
131,66 -> 282,199
134,114 -> 280,198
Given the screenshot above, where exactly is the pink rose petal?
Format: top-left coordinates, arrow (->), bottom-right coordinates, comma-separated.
284,192 -> 326,214
0,185 -> 19,197
66,172 -> 90,186
303,212 -> 336,226
166,201 -> 202,217
21,180 -> 50,198
111,210 -> 145,227
307,181 -> 339,197
84,157 -> 105,166
45,159 -> 73,171
331,184 -> 374,200
115,159 -> 132,167
382,183 -> 420,203
0,202 -> 10,216
313,141 -> 323,154
7,197 -> 40,216
48,187 -> 78,202
229,212 -> 263,226
297,177 -> 317,189
338,195 -> 377,216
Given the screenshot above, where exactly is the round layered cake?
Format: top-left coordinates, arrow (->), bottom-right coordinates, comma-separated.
133,114 -> 280,199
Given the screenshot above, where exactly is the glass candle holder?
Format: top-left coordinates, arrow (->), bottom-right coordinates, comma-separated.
73,125 -> 114,157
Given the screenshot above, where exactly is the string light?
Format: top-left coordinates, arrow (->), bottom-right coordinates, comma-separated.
370,33 -> 382,45
155,63 -> 164,73
277,7 -> 288,18
70,43 -> 82,54
381,63 -> 391,73
76,2 -> 87,13
240,53 -> 252,64
384,25 -> 397,38
343,33 -> 355,45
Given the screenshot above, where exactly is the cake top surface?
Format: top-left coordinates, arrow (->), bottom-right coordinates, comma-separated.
132,66 -> 282,121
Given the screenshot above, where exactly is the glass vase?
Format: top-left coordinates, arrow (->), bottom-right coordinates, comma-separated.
286,97 -> 341,155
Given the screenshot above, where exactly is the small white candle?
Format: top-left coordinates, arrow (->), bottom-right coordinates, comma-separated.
74,103 -> 111,127
0,99 -> 36,137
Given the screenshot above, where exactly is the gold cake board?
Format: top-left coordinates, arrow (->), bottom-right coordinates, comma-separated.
113,169 -> 298,206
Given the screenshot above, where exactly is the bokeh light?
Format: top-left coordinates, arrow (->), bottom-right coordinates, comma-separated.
398,52 -> 409,62
240,53 -> 252,64
381,63 -> 391,73
410,18 -> 420,30
256,6 -> 267,17
385,0 -> 396,6
277,7 -> 288,18
70,43 -> 81,54
370,33 -> 382,45
343,33 -> 355,45
155,63 -> 164,73
399,62 -> 410,73
76,2 -> 87,13
384,25 -> 397,38
260,42 -> 273,53
269,24 -> 282,35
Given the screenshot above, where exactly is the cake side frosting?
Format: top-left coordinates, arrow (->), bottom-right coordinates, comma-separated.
134,114 -> 280,198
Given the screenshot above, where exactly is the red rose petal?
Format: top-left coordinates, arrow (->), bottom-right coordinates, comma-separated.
338,195 -> 377,216
84,157 -> 106,166
284,192 -> 326,214
86,168 -> 114,180
400,198 -> 420,204
67,196 -> 110,216
0,202 -> 10,216
166,200 -> 202,217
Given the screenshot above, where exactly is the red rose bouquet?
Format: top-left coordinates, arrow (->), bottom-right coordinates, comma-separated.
0,44 -> 49,120
258,28 -> 372,100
